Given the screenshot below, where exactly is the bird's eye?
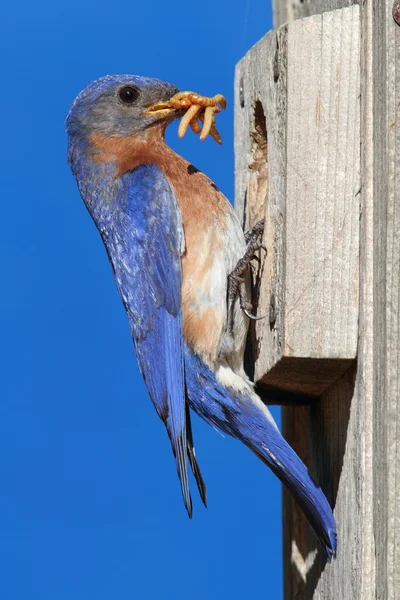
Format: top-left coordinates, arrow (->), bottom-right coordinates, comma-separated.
118,86 -> 139,104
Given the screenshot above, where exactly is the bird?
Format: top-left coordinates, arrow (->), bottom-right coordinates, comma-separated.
66,74 -> 337,560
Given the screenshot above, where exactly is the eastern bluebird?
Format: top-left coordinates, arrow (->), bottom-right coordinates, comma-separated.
66,75 -> 337,559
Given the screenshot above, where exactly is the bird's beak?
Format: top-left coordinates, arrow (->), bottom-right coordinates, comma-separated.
144,91 -> 189,117
143,103 -> 179,117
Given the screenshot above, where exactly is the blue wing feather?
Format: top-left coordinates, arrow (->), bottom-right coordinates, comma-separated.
102,164 -> 192,515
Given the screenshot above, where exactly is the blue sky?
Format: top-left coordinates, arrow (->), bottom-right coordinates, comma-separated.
1,1 -> 282,598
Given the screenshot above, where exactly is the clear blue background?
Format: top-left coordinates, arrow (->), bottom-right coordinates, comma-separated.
1,1 -> 282,598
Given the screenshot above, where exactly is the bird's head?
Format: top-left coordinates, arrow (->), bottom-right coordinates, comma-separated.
66,74 -> 181,140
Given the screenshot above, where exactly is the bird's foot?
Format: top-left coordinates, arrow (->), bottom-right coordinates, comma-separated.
151,91 -> 227,144
227,220 -> 267,335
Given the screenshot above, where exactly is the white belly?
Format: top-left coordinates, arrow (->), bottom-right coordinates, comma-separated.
182,204 -> 249,378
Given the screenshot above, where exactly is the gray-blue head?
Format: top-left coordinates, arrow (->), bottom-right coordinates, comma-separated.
66,74 -> 179,140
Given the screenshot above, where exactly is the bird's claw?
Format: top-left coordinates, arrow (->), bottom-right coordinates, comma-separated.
238,288 -> 268,323
227,220 -> 267,335
242,307 -> 268,322
240,299 -> 263,321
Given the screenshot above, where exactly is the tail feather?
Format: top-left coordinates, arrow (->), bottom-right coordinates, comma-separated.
186,404 -> 207,507
184,345 -> 337,559
250,431 -> 337,560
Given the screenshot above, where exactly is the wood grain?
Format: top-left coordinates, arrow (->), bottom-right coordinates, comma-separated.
285,7 -> 360,360
235,6 -> 360,399
261,1 -> 400,598
273,0 -> 358,28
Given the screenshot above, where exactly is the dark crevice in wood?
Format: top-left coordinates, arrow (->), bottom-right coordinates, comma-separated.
244,100 -> 269,232
282,362 -> 356,598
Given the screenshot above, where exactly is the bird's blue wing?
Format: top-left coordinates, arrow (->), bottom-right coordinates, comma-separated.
106,164 -> 192,515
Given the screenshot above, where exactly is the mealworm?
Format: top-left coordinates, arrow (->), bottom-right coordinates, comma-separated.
208,94 -> 227,110
187,93 -> 226,109
178,104 -> 201,138
199,106 -> 216,141
189,118 -> 202,134
168,91 -> 227,110
150,90 -> 226,144
198,111 -> 222,144
210,126 -> 222,145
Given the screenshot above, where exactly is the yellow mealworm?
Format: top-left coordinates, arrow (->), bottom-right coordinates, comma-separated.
167,91 -> 227,110
210,126 -> 222,145
168,91 -> 195,109
198,112 -> 222,144
186,93 -> 226,109
199,106 -> 216,140
178,105 -> 201,138
189,118 -> 202,134
209,94 -> 227,110
208,125 -> 222,144
168,91 -> 192,102
149,90 -> 226,144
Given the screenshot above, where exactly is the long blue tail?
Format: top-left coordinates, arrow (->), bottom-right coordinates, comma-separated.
184,345 -> 337,560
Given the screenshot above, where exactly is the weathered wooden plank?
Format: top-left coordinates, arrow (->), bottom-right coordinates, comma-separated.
285,8 -> 360,361
370,2 -> 400,597
282,364 -> 360,599
268,1 -> 399,599
271,4 -> 370,599
235,25 -> 288,389
237,1 -> 400,595
273,0 -> 358,28
235,6 -> 360,399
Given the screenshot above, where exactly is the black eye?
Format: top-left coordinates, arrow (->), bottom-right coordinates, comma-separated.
118,86 -> 139,104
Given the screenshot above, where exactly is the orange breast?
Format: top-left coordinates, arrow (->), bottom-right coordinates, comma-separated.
90,130 -> 232,363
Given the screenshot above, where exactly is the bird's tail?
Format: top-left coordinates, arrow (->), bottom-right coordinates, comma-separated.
186,403 -> 207,507
247,409 -> 337,560
184,345 -> 337,560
